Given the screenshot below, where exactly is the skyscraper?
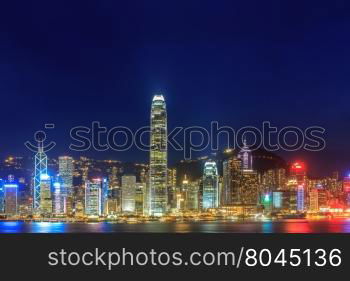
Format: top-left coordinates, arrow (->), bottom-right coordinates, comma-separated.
121,175 -> 136,213
39,174 -> 52,215
4,183 -> 18,216
238,139 -> 253,172
33,142 -> 47,211
149,94 -> 168,216
290,162 -> 307,212
202,161 -> 219,209
85,179 -> 102,217
101,178 -> 109,215
222,156 -> 242,206
53,180 -> 66,215
135,182 -> 145,215
58,156 -> 74,214
0,180 -> 4,213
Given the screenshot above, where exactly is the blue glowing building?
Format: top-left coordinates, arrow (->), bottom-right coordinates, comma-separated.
85,178 -> 108,216
33,142 -> 48,211
4,183 -> 18,216
202,161 -> 219,210
0,180 -> 5,213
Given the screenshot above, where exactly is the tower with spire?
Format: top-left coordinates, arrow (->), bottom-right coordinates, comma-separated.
33,139 -> 48,211
238,138 -> 253,172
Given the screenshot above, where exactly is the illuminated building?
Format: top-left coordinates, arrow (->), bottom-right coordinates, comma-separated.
290,162 -> 307,186
85,179 -> 102,216
101,178 -> 109,215
202,161 -> 219,209
238,139 -> 253,171
74,200 -> 84,217
0,180 -> 4,213
107,198 -> 119,215
261,192 -> 272,212
33,141 -> 48,211
186,180 -> 200,211
53,180 -> 66,215
309,189 -> 319,212
175,175 -> 188,212
4,183 -> 18,216
290,162 -> 307,212
343,175 -> 350,206
168,168 -> 177,209
309,185 -> 328,212
149,94 -> 168,216
297,185 -> 304,211
240,170 -> 259,205
121,175 -> 136,213
272,192 -> 283,209
58,156 -> 74,214
135,182 -> 145,215
174,175 -> 199,212
39,174 -> 52,215
261,168 -> 286,192
222,156 -> 242,206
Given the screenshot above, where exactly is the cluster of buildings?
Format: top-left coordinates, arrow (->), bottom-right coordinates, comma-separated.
0,94 -> 349,220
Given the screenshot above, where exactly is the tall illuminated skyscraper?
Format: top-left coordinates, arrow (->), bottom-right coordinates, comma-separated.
202,161 -> 219,209
0,180 -> 4,213
4,183 -> 18,216
149,94 -> 168,216
121,175 -> 136,213
85,179 -> 102,217
33,141 -> 47,211
290,162 -> 307,212
53,180 -> 66,215
58,156 -> 74,214
238,139 -> 253,172
39,174 -> 52,215
222,156 -> 242,206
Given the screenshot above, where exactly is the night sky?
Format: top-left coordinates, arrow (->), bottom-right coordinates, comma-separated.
0,0 -> 350,176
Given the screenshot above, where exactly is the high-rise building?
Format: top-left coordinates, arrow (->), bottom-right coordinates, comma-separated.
222,156 -> 242,206
185,180 -> 199,211
58,156 -> 74,214
33,142 -> 48,211
202,161 -> 219,209
101,178 -> 109,215
238,139 -> 253,172
343,175 -> 350,206
168,168 -> 177,209
85,179 -> 102,217
309,189 -> 319,212
135,182 -> 145,215
39,174 -> 52,215
4,183 -> 18,216
290,162 -> 307,212
0,180 -> 4,213
53,180 -> 66,215
149,94 -> 168,216
121,175 -> 136,213
240,170 -> 259,205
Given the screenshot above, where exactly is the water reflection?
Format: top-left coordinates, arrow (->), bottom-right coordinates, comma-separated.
261,222 -> 273,233
0,221 -> 24,233
30,222 -> 67,233
1,219 -> 350,233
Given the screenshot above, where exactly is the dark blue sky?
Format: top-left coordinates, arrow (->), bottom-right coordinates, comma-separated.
0,0 -> 350,176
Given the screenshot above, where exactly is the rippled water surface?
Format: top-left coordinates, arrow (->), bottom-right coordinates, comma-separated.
1,219 -> 350,233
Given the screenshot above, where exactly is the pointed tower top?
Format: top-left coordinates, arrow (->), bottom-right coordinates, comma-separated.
152,94 -> 165,102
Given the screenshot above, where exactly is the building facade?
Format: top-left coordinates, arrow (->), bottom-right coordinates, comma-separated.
149,94 -> 168,216
121,175 -> 136,213
202,161 -> 219,209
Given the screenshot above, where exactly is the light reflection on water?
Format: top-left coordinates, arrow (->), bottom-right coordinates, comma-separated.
1,219 -> 350,233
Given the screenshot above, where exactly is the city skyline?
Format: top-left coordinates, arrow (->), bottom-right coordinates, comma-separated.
1,1 -> 350,177
0,94 -> 348,221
